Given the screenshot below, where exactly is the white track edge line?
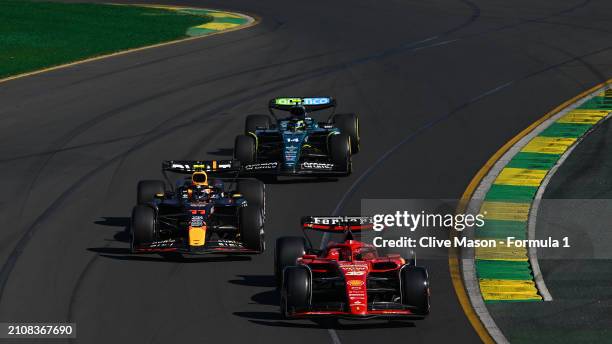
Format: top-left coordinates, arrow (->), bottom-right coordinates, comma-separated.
461,85 -> 609,343
527,86 -> 612,302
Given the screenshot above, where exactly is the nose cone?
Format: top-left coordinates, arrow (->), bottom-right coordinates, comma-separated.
346,278 -> 368,315
188,226 -> 206,246
282,133 -> 305,169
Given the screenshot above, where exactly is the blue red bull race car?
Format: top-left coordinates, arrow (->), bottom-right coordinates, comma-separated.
233,97 -> 360,177
130,160 -> 265,255
274,216 -> 430,320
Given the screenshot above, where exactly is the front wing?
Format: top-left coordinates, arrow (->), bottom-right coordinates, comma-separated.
132,239 -> 261,255
242,161 -> 349,176
286,302 -> 425,320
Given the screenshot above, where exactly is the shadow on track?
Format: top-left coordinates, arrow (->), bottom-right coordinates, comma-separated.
91,252 -> 251,263
235,312 -> 416,330
90,217 -> 252,263
229,275 -> 278,306
229,274 -> 276,288
94,216 -> 131,243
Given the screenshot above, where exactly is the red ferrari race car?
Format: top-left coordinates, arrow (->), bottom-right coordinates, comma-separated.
274,216 -> 430,320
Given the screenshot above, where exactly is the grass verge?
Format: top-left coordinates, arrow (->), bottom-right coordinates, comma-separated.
0,1 -> 213,78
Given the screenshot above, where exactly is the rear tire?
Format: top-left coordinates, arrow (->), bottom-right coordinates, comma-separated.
137,180 -> 165,204
329,133 -> 352,174
333,113 -> 360,153
281,266 -> 311,318
245,114 -> 272,135
400,266 -> 430,316
131,205 -> 157,251
275,237 -> 307,288
238,179 -> 265,215
239,206 -> 264,252
234,135 -> 256,164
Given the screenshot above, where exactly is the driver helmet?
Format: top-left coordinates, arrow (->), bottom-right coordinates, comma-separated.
192,171 -> 208,186
287,119 -> 306,132
188,171 -> 212,202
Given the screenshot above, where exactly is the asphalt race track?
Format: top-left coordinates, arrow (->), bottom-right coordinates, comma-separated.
1,0 -> 612,343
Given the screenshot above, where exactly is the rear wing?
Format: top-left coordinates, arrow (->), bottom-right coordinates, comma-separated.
269,97 -> 336,112
301,216 -> 374,233
162,160 -> 241,174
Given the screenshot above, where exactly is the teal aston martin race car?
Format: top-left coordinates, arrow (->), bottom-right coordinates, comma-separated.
233,97 -> 360,177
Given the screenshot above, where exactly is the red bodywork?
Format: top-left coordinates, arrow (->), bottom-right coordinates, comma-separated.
291,239 -> 415,319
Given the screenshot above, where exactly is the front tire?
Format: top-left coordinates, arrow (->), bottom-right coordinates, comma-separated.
329,133 -> 352,175
239,206 -> 264,252
238,179 -> 265,215
400,266 -> 430,317
333,113 -> 360,153
131,205 -> 157,251
137,180 -> 165,204
275,237 -> 307,288
281,266 -> 311,318
234,135 -> 256,164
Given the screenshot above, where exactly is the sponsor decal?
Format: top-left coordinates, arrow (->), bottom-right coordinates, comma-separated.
340,263 -> 368,276
169,161 -> 234,171
275,98 -> 303,105
275,97 -> 331,106
149,239 -> 175,248
313,216 -> 372,225
215,240 -> 244,247
348,293 -> 365,298
244,162 -> 278,170
303,97 -> 330,105
172,163 -> 188,170
284,146 -> 298,161
190,215 -> 205,227
347,280 -> 364,287
301,162 -> 334,170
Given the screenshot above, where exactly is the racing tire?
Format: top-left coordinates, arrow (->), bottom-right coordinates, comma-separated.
131,205 -> 157,252
400,266 -> 430,317
234,135 -> 256,165
329,133 -> 352,175
238,179 -> 265,215
333,113 -> 360,153
281,266 -> 311,318
275,236 -> 307,288
245,114 -> 272,135
239,206 -> 265,252
137,180 -> 165,205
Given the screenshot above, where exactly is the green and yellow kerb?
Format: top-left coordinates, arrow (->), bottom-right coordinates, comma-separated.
476,89 -> 612,302
143,6 -> 251,36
